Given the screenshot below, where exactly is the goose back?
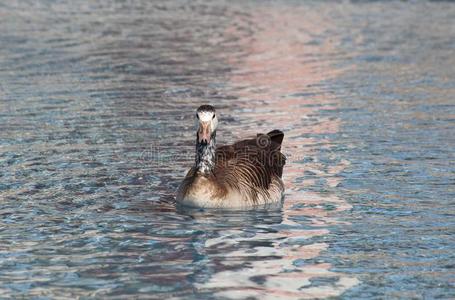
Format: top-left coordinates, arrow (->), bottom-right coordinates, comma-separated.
212,130 -> 286,204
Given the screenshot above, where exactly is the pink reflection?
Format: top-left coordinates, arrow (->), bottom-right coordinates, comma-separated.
200,4 -> 358,298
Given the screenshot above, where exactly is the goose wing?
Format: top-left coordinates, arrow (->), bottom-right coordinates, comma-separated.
214,130 -> 285,192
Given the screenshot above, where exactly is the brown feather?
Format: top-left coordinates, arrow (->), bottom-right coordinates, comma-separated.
212,130 -> 286,203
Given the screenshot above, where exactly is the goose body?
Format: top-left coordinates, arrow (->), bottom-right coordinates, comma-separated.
176,105 -> 285,208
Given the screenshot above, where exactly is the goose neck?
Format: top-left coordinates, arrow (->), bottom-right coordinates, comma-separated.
195,133 -> 216,174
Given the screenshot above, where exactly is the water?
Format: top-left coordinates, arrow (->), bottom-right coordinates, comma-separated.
1,1 -> 454,298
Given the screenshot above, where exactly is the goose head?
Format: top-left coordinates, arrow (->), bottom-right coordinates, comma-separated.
196,105 -> 218,144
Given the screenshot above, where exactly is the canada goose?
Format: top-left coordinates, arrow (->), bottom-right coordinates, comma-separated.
176,105 -> 285,208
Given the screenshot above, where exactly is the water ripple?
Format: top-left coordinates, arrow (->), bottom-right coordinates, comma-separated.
1,0 -> 454,299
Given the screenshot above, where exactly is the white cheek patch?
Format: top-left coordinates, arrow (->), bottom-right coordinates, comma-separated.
198,111 -> 214,122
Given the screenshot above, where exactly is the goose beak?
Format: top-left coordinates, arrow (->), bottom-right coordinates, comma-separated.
198,121 -> 211,144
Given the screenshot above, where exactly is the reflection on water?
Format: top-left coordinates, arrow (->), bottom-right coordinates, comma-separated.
1,1 -> 454,299
204,5 -> 358,298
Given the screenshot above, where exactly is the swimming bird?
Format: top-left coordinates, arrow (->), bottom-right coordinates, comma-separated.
176,105 -> 286,208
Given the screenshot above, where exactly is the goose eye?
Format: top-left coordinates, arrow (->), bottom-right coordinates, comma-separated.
196,114 -> 199,119
212,114 -> 216,119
